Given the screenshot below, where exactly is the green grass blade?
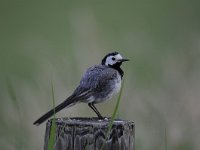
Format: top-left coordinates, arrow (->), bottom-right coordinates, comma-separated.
48,82 -> 56,150
106,80 -> 124,139
101,80 -> 125,150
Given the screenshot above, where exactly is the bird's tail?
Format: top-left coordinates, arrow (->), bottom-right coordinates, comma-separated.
33,95 -> 76,126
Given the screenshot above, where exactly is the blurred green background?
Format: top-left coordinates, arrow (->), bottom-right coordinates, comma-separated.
0,1 -> 200,149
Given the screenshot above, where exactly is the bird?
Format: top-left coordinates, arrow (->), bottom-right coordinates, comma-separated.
33,52 -> 129,125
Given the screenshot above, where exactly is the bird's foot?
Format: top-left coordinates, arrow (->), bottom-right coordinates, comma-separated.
98,116 -> 110,121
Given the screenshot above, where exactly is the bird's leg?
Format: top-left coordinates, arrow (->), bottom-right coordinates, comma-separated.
88,103 -> 104,119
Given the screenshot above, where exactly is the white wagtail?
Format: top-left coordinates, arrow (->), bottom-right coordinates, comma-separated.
33,52 -> 129,125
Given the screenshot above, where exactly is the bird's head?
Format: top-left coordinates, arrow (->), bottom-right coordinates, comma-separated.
101,52 -> 129,67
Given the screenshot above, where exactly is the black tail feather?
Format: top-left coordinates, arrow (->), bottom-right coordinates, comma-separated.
33,96 -> 75,126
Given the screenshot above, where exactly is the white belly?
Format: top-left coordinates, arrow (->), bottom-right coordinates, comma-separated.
110,74 -> 122,96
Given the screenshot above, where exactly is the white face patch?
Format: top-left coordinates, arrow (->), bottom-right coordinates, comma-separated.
105,54 -> 123,66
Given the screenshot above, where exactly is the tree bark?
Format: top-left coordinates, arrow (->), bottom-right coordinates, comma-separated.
44,117 -> 134,150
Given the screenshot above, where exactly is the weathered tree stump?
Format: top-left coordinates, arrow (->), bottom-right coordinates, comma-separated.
44,117 -> 134,150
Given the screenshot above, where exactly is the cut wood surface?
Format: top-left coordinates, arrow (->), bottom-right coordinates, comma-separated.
44,117 -> 134,150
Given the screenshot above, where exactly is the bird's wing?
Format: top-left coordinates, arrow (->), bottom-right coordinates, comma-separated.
77,65 -> 118,92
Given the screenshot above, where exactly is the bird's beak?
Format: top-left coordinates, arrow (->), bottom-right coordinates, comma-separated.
120,58 -> 129,62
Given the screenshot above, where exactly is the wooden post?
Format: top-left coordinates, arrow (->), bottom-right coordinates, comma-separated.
44,117 -> 134,150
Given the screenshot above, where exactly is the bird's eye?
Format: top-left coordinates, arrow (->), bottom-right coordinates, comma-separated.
112,57 -> 116,61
